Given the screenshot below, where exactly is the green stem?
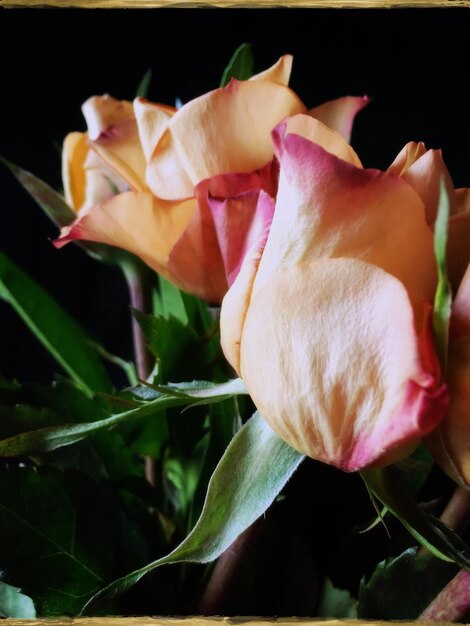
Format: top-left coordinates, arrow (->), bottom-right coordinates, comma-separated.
420,570 -> 470,621
121,260 -> 155,485
121,260 -> 153,382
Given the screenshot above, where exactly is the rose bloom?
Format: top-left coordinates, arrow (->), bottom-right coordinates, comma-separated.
56,56 -> 368,302
220,115 -> 469,471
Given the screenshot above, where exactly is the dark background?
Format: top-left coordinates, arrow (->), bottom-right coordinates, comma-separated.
0,7 -> 469,383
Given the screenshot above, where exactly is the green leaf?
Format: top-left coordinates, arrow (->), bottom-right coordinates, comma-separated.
0,379 -> 247,457
361,466 -> 470,569
0,467 -> 111,615
317,578 -> 358,619
136,69 -> 152,98
220,43 -> 254,87
134,310 -> 200,383
0,582 -> 36,618
433,179 -> 452,370
82,411 -> 304,612
0,155 -> 75,228
358,548 -> 458,619
0,250 -> 112,396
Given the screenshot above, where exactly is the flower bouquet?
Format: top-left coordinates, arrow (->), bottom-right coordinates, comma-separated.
1,44 -> 470,621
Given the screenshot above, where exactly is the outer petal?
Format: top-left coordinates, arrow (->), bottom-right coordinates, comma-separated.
167,166 -> 276,303
282,115 -> 362,166
448,213 -> 470,293
146,79 -> 305,200
220,218 -> 271,374
205,163 -> 276,285
388,142 -> 456,225
133,97 -> 175,161
62,132 -> 88,211
82,95 -> 135,141
240,258 -> 447,470
83,95 -> 147,192
254,124 -> 437,324
250,54 -> 293,85
309,95 -> 369,143
62,132 -> 128,214
427,265 -> 470,485
54,191 -> 196,288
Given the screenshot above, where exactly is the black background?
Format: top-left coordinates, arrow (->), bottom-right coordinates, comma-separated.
1,7 -> 469,383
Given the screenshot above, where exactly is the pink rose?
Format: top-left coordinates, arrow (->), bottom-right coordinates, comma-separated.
220,115 -> 462,471
56,57 -> 367,303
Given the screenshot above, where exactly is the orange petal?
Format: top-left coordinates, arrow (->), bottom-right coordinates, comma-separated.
133,97 -> 174,161
283,114 -> 362,166
147,79 -> 305,200
220,230 -> 269,375
389,143 -> 456,225
448,213 -> 470,294
455,188 -> 470,215
250,54 -> 293,85
82,96 -> 147,192
82,95 -> 134,141
62,132 -> 88,212
428,267 -> 470,485
254,124 -> 436,323
240,258 -> 446,470
309,95 -> 369,142
55,191 -> 195,286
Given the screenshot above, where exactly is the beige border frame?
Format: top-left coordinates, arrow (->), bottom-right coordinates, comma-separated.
1,0 -> 470,8
0,2 -> 467,624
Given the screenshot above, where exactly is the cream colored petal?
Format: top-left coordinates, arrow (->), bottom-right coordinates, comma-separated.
79,149 -> 129,213
134,97 -> 174,162
55,191 -> 195,285
283,114 -> 362,166
254,126 -> 436,322
390,146 -> 456,225
240,258 -> 445,470
82,95 -> 134,141
62,132 -> 88,212
147,79 -> 305,200
388,141 -> 428,177
309,95 -> 369,143
250,55 -> 293,85
90,118 -> 147,192
220,241 -> 266,375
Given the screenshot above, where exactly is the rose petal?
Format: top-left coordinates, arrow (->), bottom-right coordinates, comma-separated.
203,162 -> 276,286
250,54 -> 293,85
239,258 -> 446,470
55,191 -> 195,286
62,132 -> 89,212
147,79 -> 305,200
82,95 -> 135,141
427,267 -> 470,485
254,125 -> 436,324
309,95 -> 369,143
90,118 -> 147,192
281,114 -> 362,166
448,213 -> 470,293
220,229 -> 269,374
133,97 -> 175,161
389,143 -> 456,225
455,188 -> 470,215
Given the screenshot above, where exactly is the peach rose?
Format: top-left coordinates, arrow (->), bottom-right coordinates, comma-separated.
220,116 -> 458,471
56,57 -> 368,303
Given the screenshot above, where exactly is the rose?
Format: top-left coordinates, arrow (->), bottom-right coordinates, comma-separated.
219,114 -> 468,471
56,57 -> 368,303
